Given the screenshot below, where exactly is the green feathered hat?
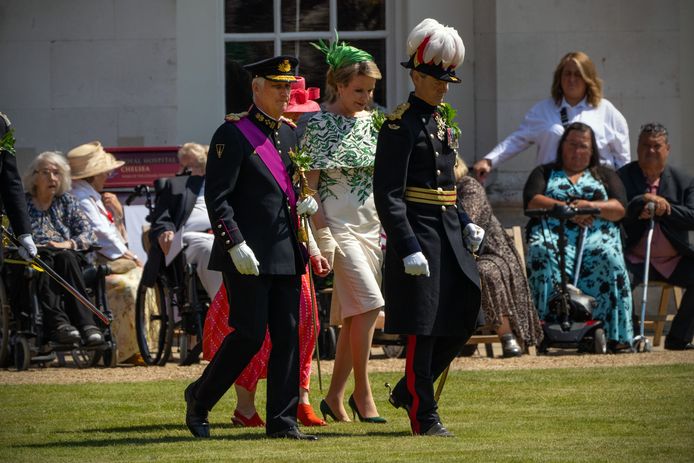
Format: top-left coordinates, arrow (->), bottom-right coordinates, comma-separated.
311,32 -> 373,70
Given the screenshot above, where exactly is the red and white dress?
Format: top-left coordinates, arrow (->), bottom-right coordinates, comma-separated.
202,265 -> 318,392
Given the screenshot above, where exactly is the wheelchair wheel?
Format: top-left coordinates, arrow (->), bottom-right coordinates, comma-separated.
102,341 -> 118,368
13,335 -> 31,371
0,279 -> 10,368
135,277 -> 173,365
318,325 -> 337,360
72,348 -> 100,368
382,344 -> 405,359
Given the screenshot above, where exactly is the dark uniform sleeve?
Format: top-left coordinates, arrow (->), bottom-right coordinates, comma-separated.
205,123 -> 246,251
0,117 -> 32,237
373,119 -> 421,258
148,178 -> 176,244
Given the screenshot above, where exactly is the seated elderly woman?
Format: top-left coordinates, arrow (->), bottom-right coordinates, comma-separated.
21,151 -> 101,345
68,141 -> 144,365
455,161 -> 543,357
524,122 -> 633,350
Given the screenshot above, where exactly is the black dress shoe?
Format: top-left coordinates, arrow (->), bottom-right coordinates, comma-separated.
184,384 -> 210,438
420,422 -> 454,437
268,426 -> 318,440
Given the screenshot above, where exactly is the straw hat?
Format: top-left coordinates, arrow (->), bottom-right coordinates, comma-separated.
67,141 -> 125,179
286,77 -> 321,113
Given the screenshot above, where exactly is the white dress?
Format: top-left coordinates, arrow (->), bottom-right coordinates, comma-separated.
302,111 -> 384,324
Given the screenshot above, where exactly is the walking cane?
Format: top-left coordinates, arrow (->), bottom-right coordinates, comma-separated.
303,215 -> 323,392
434,365 -> 450,402
1,225 -> 110,326
634,202 -> 656,352
573,227 -> 588,287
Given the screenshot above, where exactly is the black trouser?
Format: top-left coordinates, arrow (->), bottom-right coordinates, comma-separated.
627,256 -> 694,344
190,272 -> 301,434
37,249 -> 96,333
391,334 -> 466,434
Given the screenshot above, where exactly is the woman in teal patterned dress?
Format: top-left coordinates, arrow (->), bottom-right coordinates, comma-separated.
303,39 -> 386,422
524,122 -> 634,348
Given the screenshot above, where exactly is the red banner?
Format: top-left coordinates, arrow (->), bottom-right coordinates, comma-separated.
104,146 -> 180,190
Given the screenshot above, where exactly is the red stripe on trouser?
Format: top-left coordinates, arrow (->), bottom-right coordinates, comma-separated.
405,335 -> 420,434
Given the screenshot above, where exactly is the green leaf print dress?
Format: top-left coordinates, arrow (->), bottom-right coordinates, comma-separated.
302,111 -> 385,324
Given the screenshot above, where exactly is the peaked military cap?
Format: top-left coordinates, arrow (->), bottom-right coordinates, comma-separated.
244,56 -> 299,83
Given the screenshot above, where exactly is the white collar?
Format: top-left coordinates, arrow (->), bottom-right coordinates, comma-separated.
72,179 -> 101,201
559,96 -> 588,110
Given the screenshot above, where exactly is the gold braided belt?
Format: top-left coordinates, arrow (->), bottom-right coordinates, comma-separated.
404,186 -> 457,206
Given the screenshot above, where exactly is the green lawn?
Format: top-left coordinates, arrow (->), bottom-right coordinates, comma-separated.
1,364 -> 692,462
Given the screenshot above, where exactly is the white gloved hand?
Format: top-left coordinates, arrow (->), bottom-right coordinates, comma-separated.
315,227 -> 344,268
403,251 -> 430,277
463,223 -> 485,254
228,241 -> 260,276
296,195 -> 318,216
17,234 -> 38,262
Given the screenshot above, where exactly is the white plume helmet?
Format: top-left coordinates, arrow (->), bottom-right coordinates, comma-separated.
403,18 -> 465,82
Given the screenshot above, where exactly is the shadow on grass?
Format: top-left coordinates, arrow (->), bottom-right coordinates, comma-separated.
15,423 -> 410,449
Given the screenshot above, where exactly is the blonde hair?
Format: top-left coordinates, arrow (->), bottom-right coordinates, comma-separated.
325,60 -> 382,104
454,156 -> 469,182
551,51 -> 603,107
23,151 -> 72,197
178,142 -> 208,171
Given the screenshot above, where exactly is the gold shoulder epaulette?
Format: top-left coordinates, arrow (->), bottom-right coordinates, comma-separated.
224,111 -> 249,122
386,102 -> 410,121
280,116 -> 297,128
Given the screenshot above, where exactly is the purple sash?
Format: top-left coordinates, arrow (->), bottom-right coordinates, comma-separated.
235,117 -> 297,213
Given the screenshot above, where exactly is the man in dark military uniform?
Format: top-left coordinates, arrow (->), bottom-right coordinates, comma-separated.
373,19 -> 483,437
0,112 -> 37,265
183,56 -> 320,440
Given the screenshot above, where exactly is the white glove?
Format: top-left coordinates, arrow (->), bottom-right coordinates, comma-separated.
403,251 -> 430,277
17,234 -> 37,262
296,195 -> 318,216
463,223 -> 485,254
315,227 -> 343,268
228,241 -> 260,276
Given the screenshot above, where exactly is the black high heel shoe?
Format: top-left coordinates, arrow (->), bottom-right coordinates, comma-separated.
319,399 -> 341,422
348,395 -> 387,424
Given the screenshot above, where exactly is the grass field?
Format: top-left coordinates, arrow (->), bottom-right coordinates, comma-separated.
1,364 -> 693,462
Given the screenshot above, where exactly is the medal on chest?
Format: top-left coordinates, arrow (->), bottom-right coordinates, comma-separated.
433,111 -> 446,142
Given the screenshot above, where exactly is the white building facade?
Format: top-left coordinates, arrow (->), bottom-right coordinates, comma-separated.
2,0 -> 691,216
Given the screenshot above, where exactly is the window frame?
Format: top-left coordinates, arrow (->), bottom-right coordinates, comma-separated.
222,0 -> 396,108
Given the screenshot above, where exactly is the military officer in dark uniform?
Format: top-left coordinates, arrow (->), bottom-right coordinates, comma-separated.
183,56 -> 320,440
373,19 -> 483,437
0,112 -> 37,265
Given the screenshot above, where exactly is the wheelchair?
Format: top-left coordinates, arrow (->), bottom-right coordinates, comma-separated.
0,242 -> 117,370
128,182 -> 210,366
135,251 -> 209,366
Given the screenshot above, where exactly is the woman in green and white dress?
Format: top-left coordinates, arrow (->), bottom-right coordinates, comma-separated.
303,40 -> 385,423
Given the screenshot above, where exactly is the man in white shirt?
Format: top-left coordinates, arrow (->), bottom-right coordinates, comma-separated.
473,51 -> 630,181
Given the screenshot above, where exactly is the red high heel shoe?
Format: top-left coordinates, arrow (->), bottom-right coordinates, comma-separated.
297,403 -> 327,426
231,409 -> 265,427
